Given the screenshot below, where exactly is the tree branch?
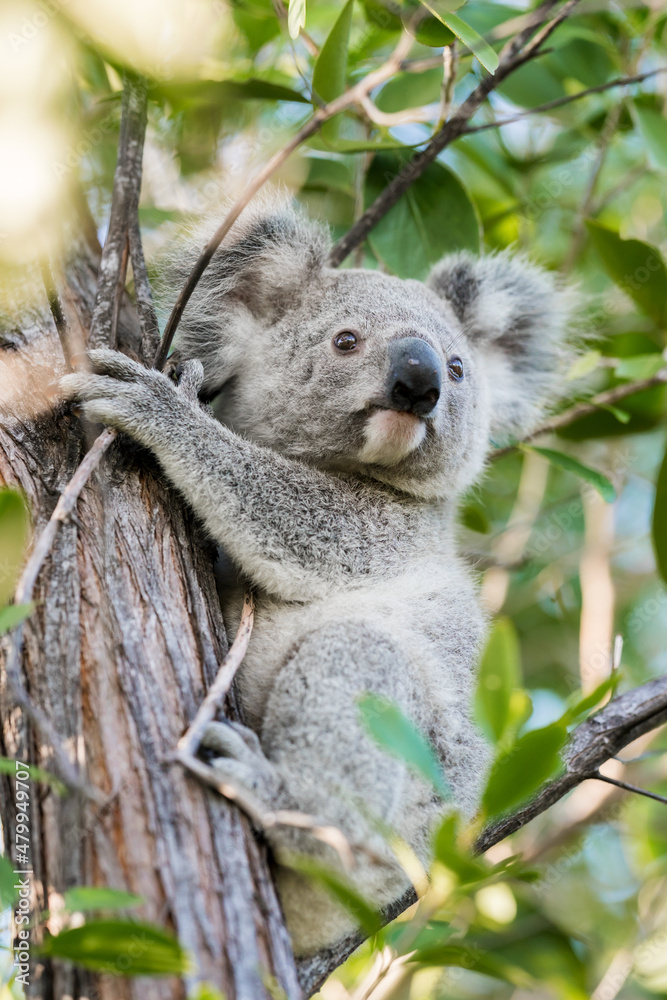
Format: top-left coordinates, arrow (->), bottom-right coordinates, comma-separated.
128,212 -> 161,363
89,74 -> 149,349
492,367 -> 667,460
475,674 -> 667,853
462,66 -> 667,137
297,673 -> 667,997
328,0 -> 581,266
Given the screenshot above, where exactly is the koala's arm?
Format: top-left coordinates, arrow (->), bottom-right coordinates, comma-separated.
61,350 -> 396,599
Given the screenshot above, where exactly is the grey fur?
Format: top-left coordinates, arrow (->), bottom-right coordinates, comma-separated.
61,198 -> 574,956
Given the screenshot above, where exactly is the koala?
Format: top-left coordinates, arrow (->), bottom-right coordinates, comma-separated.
61,198 -> 572,957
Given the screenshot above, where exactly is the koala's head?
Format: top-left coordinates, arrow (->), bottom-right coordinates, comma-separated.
165,199 -> 573,500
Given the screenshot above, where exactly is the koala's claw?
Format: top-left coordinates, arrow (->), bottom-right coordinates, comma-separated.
200,720 -> 263,765
175,359 -> 204,401
200,721 -> 281,802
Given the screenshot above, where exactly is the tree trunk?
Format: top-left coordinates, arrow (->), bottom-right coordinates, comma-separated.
0,245 -> 300,1000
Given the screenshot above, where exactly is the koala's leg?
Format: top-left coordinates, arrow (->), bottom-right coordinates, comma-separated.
203,621 -> 439,955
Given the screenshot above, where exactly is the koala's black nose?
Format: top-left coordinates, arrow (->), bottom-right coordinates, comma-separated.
387,337 -> 442,417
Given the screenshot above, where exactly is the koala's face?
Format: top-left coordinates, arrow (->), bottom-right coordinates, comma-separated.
214,269 -> 490,499
171,206 -> 570,501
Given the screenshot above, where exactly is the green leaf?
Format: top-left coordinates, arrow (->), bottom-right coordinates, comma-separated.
0,602 -> 34,636
567,350 -> 601,381
375,68 -> 442,113
420,3 -> 499,73
64,887 -> 143,913
309,133 -> 414,153
312,0 -> 354,141
0,853 -> 17,909
652,442 -> 667,585
474,618 -> 521,744
482,722 -> 568,819
40,920 -> 190,976
288,0 -> 306,39
561,673 -> 620,726
358,693 -> 451,799
633,100 -> 667,173
586,221 -> 667,327
599,404 -> 631,424
0,757 -> 65,795
303,157 -> 354,195
522,446 -> 616,503
365,153 -> 480,279
0,488 -> 30,606
155,78 -> 309,109
614,354 -> 665,381
287,857 -> 382,937
410,942 -> 534,986
433,814 -> 487,883
460,502 -> 490,534
188,984 -> 226,1000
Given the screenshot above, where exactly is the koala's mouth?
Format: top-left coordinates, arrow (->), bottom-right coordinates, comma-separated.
357,408 -> 427,467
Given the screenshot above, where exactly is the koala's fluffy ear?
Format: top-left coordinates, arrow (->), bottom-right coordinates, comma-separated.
427,250 -> 575,439
159,194 -> 330,395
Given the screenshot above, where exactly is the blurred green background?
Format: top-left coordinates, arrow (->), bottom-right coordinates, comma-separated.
2,0 -> 667,997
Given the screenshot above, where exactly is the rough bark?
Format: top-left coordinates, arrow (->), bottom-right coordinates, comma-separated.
0,247 -> 299,1000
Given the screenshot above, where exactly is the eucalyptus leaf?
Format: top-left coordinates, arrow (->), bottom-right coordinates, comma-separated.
64,887 -> 144,913
0,488 -> 30,606
522,445 -> 616,503
40,920 -> 190,976
633,100 -> 667,173
420,6 -> 499,73
614,354 -> 665,381
312,0 -> 354,141
358,693 -> 451,798
474,617 -> 522,744
365,153 -> 480,279
433,814 -> 487,882
0,757 -> 65,794
0,854 -> 17,909
287,857 -> 382,936
652,442 -> 667,585
586,221 -> 667,326
482,723 -> 568,819
288,0 -> 306,39
0,603 -> 34,636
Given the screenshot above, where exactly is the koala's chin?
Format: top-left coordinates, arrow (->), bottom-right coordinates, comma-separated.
357,409 -> 426,467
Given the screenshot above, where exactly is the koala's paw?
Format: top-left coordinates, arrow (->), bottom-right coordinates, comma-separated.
200,721 -> 281,803
59,349 -> 186,444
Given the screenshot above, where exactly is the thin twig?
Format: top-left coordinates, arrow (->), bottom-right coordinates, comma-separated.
591,770 -> 667,805
177,590 -> 256,759
40,257 -> 76,370
462,67 -> 667,137
128,212 -> 161,363
175,591 -> 359,869
177,751 -> 357,869
328,0 -> 582,266
110,234 -> 130,351
437,43 -> 458,130
492,368 -> 667,460
154,30 -> 416,368
89,74 -> 149,349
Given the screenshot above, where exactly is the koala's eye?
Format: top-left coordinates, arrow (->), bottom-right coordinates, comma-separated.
333,330 -> 358,352
447,357 -> 464,381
